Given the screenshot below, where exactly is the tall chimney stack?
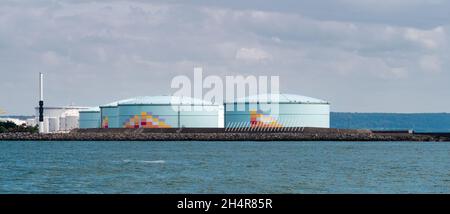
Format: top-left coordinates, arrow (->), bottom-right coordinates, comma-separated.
38,73 -> 44,133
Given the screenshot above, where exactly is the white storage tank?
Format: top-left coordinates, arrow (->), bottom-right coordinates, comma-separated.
48,117 -> 59,133
34,106 -> 89,133
60,110 -> 80,131
43,117 -> 50,133
65,116 -> 79,130
59,117 -> 66,131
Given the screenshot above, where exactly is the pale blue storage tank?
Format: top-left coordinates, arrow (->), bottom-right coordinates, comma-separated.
99,98 -> 135,128
79,107 -> 101,128
117,96 -> 223,128
224,94 -> 330,128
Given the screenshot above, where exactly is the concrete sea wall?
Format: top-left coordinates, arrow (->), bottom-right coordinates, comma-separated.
0,128 -> 448,141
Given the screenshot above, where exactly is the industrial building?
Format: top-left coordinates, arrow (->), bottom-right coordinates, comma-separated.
224,93 -> 330,128
34,106 -> 90,133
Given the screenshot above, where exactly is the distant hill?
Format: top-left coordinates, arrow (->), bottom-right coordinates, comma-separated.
331,112 -> 450,132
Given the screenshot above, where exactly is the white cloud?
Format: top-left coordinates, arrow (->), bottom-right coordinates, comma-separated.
235,48 -> 271,62
41,51 -> 62,66
0,0 -> 449,113
419,55 -> 442,73
339,0 -> 444,10
404,26 -> 446,49
271,37 -> 281,43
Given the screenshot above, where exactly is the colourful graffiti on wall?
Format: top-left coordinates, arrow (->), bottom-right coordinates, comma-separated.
102,116 -> 109,128
250,110 -> 283,128
123,112 -> 171,128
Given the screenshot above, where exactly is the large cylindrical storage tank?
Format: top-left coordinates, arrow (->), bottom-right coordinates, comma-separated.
118,96 -> 223,128
99,103 -> 119,128
79,107 -> 101,128
99,99 -> 134,128
224,94 -> 330,128
179,104 -> 224,128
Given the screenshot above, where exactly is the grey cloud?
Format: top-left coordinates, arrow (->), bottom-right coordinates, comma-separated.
0,0 -> 449,114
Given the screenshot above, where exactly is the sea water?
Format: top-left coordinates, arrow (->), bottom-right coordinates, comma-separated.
0,141 -> 449,193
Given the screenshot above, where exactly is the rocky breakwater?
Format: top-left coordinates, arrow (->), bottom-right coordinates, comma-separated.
0,128 -> 447,141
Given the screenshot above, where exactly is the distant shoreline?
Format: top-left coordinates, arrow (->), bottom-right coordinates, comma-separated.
1,128 -> 449,142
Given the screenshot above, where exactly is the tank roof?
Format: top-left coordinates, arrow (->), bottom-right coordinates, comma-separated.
79,107 -> 100,112
118,96 -> 214,105
61,109 -> 80,117
34,106 -> 90,110
100,98 -> 136,108
229,93 -> 329,104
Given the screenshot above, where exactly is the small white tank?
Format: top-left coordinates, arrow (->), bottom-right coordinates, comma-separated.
59,109 -> 80,131
43,117 -> 50,133
48,117 -> 59,133
65,116 -> 79,130
59,117 -> 66,131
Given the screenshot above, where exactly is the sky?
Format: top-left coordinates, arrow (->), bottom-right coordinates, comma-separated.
0,0 -> 449,115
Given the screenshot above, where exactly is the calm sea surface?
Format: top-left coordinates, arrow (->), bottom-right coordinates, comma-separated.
1,141 -> 449,193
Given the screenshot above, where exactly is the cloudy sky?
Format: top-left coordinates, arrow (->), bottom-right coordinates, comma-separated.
0,0 -> 449,114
